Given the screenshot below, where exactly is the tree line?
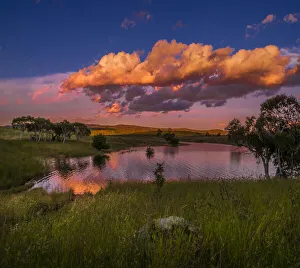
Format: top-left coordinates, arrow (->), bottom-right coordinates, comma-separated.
226,94 -> 300,178
12,116 -> 91,143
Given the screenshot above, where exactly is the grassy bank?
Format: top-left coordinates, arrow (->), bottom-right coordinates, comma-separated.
1,179 -> 300,267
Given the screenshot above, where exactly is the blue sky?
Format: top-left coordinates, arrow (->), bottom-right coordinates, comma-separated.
0,0 -> 299,128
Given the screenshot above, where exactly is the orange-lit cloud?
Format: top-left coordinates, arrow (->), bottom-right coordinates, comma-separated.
107,102 -> 122,113
284,13 -> 299,24
62,40 -> 297,91
245,14 -> 276,39
262,14 -> 276,24
60,40 -> 300,114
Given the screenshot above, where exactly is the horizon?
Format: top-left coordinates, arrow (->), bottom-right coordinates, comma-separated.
0,0 -> 299,128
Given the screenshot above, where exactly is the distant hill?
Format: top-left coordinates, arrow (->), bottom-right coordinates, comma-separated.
87,124 -> 227,136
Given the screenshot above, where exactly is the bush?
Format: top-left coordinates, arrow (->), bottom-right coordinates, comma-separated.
163,132 -> 179,146
153,162 -> 165,191
92,134 -> 110,151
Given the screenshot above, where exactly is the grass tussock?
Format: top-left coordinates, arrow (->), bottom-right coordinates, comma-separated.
1,180 -> 300,267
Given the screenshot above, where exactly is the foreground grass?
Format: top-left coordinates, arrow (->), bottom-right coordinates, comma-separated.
1,180 -> 300,267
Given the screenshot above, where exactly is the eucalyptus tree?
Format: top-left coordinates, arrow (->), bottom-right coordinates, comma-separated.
226,116 -> 275,178
34,117 -> 52,142
57,120 -> 74,143
12,116 -> 34,140
73,122 -> 91,140
260,94 -> 300,177
227,94 -> 300,178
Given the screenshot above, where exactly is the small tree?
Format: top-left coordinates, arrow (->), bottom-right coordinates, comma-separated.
34,117 -> 52,142
74,122 -> 91,140
163,132 -> 179,146
57,120 -> 74,143
205,132 -> 210,136
92,134 -> 110,151
12,116 -> 33,140
153,162 -> 165,191
156,129 -> 162,137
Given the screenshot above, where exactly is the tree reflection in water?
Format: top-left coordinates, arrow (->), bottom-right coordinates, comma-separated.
55,158 -> 76,177
230,151 -> 242,165
146,146 -> 155,159
163,145 -> 179,158
93,155 -> 110,170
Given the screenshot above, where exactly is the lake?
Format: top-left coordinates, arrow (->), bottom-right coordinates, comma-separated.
33,143 -> 275,194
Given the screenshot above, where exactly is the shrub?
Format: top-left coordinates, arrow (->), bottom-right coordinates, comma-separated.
153,162 -> 165,191
92,134 -> 110,151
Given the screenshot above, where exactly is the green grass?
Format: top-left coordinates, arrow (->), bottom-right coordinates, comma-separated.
0,137 -> 99,190
0,139 -> 48,190
1,180 -> 300,267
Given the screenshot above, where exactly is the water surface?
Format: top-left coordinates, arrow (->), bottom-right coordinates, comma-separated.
33,143 -> 274,194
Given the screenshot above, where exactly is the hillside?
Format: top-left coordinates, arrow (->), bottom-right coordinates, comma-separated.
87,124 -> 227,136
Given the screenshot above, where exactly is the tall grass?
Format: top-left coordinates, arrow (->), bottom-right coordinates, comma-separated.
1,180 -> 300,267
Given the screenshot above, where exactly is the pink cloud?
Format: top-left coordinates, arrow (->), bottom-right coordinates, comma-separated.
32,86 -> 51,101
0,98 -> 9,106
16,98 -> 24,105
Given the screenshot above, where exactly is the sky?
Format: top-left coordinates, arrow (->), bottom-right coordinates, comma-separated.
0,0 -> 300,129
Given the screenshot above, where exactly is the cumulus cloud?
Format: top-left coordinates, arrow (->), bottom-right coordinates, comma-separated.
61,39 -> 300,114
284,13 -> 300,23
121,11 -> 151,29
245,14 -> 276,39
280,47 -> 300,68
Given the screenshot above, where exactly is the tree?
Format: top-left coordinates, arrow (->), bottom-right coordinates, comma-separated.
205,132 -> 210,136
12,116 -> 33,140
74,122 -> 91,140
260,94 -> 300,177
163,132 -> 179,146
34,117 -> 52,142
156,129 -> 162,137
92,134 -> 110,151
226,116 -> 275,178
57,120 -> 74,143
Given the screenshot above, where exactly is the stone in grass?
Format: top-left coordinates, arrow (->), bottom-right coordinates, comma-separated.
137,216 -> 200,240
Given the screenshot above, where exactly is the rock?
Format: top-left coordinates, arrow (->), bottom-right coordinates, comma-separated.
137,216 -> 200,239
